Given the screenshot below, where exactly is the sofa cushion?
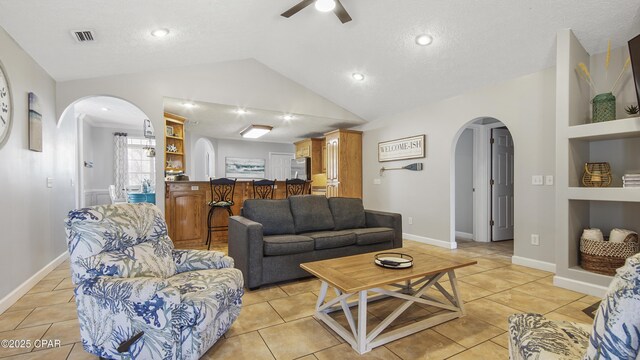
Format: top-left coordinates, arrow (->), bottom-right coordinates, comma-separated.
352,227 -> 395,245
263,235 -> 314,256
305,230 -> 357,250
242,199 -> 295,235
328,197 -> 366,231
288,195 -> 335,233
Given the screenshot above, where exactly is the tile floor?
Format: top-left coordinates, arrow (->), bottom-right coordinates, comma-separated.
0,239 -> 601,360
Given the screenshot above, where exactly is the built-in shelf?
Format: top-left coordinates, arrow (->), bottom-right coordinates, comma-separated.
166,151 -> 184,155
568,187 -> 640,202
166,135 -> 184,140
568,116 -> 640,141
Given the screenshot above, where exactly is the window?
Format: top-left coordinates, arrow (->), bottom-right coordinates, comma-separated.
127,137 -> 156,189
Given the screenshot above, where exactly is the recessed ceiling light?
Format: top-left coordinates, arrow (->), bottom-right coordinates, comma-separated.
236,108 -> 248,115
101,107 -> 110,111
182,102 -> 196,108
352,73 -> 365,81
240,125 -> 273,139
315,0 -> 336,12
283,114 -> 294,121
415,34 -> 433,46
151,28 -> 170,38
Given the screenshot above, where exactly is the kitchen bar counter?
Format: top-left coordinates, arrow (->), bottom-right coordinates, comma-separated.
165,180 -> 289,249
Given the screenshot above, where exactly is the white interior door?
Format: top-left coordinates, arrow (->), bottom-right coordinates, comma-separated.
491,128 -> 514,241
269,153 -> 294,180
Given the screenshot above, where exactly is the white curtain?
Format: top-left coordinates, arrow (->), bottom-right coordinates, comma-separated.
113,132 -> 128,199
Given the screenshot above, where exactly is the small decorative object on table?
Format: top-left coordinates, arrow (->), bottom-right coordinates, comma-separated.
374,252 -> 413,269
625,104 -> 639,116
167,144 -> 178,153
580,228 -> 639,275
623,171 -> 640,188
576,40 -> 632,123
582,162 -> 612,187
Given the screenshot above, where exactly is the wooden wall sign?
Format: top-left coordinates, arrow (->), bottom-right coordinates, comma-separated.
378,134 -> 426,162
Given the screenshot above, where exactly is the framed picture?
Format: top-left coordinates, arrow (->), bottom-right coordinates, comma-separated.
28,92 -> 42,152
225,157 -> 266,179
378,134 -> 426,162
629,34 -> 640,108
165,125 -> 174,137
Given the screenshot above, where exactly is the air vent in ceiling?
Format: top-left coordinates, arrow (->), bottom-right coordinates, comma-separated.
71,30 -> 95,43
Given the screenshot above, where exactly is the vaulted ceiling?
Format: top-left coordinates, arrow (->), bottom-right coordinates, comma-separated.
0,0 -> 639,120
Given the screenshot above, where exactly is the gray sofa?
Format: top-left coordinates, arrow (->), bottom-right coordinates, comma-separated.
228,195 -> 402,289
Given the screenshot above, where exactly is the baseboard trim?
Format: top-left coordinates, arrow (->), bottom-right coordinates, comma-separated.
455,231 -> 474,240
553,275 -> 608,298
403,233 -> 457,249
0,251 -> 68,314
511,256 -> 556,273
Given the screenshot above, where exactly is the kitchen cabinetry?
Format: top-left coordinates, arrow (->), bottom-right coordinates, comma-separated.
294,138 -> 324,175
324,129 -> 362,198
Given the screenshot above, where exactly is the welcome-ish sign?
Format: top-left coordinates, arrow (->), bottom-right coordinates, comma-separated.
378,134 -> 426,162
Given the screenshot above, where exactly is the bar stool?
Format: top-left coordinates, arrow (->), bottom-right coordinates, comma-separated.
206,178 -> 237,249
252,179 -> 276,199
285,178 -> 310,197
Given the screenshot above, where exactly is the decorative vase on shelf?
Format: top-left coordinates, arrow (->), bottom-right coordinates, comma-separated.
592,92 -> 616,122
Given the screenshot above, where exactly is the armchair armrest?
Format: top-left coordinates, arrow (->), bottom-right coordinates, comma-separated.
74,276 -> 181,359
228,216 -> 264,289
173,249 -> 234,273
365,209 -> 403,248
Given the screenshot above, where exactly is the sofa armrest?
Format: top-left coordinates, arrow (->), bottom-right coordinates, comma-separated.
74,276 -> 180,358
172,249 -> 234,273
228,216 -> 264,289
365,210 -> 403,248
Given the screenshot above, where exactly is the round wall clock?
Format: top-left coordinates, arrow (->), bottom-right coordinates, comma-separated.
0,60 -> 13,149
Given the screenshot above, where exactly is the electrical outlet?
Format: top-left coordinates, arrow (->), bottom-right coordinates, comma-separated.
408,217 -> 413,225
373,178 -> 381,185
531,175 -> 543,185
545,175 -> 554,186
531,234 -> 540,246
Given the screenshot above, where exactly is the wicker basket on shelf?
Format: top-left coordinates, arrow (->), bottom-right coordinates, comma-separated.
581,162 -> 612,187
580,234 -> 640,275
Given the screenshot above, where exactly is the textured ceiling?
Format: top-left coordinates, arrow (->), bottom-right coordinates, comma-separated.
164,97 -> 365,143
75,96 -> 149,130
1,0 -> 639,120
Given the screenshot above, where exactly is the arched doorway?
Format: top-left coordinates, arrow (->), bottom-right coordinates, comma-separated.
58,96 -> 155,208
451,117 -> 514,247
191,137 -> 216,181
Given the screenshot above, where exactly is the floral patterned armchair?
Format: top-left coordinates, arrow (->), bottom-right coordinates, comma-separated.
65,203 -> 243,360
508,253 -> 640,360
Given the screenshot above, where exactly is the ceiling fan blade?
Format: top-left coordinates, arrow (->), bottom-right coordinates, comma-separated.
281,0 -> 315,18
333,0 -> 352,23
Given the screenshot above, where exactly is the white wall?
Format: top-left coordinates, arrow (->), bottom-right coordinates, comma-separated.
361,67 -> 557,263
56,59 -> 362,212
0,27 -> 76,304
455,128 -> 474,235
215,139 -> 294,179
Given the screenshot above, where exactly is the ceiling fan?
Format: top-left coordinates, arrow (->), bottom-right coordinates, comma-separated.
281,0 -> 352,24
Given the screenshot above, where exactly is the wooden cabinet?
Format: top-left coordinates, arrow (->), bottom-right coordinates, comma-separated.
321,143 -> 327,173
294,138 -> 324,175
324,129 -> 362,198
165,112 -> 187,173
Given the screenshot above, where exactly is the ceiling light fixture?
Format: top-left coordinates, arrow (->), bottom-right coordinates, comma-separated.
101,107 -> 110,111
236,108 -> 248,115
240,125 -> 273,139
182,102 -> 196,108
352,72 -> 365,81
415,34 -> 433,46
283,114 -> 294,121
151,28 -> 170,37
315,0 -> 336,12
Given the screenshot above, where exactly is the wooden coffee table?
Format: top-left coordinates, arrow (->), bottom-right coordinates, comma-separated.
300,248 -> 477,354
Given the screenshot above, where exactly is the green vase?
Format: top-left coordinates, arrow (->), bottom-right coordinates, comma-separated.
592,92 -> 616,122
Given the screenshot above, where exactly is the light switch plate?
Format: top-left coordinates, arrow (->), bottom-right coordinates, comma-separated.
191,186 -> 199,191
531,234 -> 540,246
531,175 -> 543,185
545,175 -> 554,186
46,177 -> 54,188
373,179 -> 381,185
